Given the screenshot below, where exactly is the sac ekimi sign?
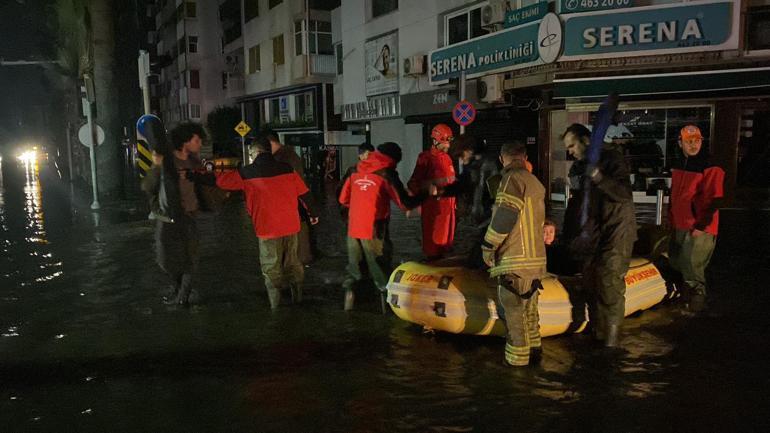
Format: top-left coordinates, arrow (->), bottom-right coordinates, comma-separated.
429,13 -> 563,84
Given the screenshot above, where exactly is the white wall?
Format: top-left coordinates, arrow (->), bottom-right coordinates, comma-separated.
242,0 -> 309,95
338,0 -> 478,107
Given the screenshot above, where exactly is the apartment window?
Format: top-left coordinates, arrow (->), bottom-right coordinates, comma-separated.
273,35 -> 285,65
245,0 -> 259,21
248,44 -> 261,73
295,20 -> 333,55
294,20 -> 305,56
372,0 -> 397,18
190,104 -> 201,119
188,36 -> 198,53
446,4 -> 489,45
177,1 -> 197,21
748,6 -> 770,51
269,0 -> 282,9
189,70 -> 200,89
335,43 -> 343,75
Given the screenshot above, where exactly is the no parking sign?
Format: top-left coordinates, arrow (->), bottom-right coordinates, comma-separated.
452,100 -> 476,127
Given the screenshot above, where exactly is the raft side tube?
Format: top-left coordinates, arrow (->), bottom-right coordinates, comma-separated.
386,258 -> 668,338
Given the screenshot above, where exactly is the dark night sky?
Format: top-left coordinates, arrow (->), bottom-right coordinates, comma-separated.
0,0 -> 57,135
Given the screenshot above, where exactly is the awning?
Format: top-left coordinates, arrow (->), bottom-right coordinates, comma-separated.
553,67 -> 770,100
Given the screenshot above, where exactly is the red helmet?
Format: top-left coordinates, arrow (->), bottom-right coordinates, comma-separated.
431,124 -> 454,144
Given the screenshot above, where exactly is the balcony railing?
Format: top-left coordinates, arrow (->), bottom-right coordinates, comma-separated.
309,54 -> 336,76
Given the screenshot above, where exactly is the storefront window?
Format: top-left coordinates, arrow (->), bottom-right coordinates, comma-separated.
262,91 -> 316,128
549,105 -> 712,199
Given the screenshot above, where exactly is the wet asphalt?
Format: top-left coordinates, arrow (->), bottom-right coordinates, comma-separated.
1,157 -> 769,432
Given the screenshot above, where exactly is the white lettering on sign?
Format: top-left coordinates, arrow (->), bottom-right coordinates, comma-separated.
582,18 -> 704,48
430,41 -> 534,79
433,92 -> 449,105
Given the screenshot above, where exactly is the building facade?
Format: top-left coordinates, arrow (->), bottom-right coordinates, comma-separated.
332,0 -> 770,197
150,0 -> 244,155
238,0 -> 357,182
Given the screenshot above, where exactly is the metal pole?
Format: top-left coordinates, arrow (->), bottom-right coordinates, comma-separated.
138,50 -> 151,115
240,102 -> 247,165
86,103 -> 100,210
142,83 -> 151,116
459,72 -> 466,135
66,122 -> 74,183
655,189 -> 664,226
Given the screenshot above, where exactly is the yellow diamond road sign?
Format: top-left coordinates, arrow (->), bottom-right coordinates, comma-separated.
235,121 -> 252,137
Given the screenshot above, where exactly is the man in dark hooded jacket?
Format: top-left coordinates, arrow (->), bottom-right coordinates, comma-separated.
338,142 -> 424,311
561,123 -> 637,348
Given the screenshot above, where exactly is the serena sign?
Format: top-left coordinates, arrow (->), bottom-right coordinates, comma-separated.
560,0 -> 739,60
429,13 -> 563,85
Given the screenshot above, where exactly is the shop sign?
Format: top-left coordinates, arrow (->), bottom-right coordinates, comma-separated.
429,13 -> 562,84
433,91 -> 450,106
505,2 -> 548,28
400,85 -> 483,118
560,0 -> 739,61
342,94 -> 401,122
279,96 -> 290,122
560,0 -> 634,14
365,32 -> 399,97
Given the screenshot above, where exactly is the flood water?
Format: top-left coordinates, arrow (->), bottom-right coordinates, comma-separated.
1,154 -> 769,432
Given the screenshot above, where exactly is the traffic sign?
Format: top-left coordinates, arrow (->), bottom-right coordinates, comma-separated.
78,123 -> 105,147
235,120 -> 252,137
452,100 -> 476,127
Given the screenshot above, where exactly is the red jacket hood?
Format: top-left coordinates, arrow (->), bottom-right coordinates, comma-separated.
357,151 -> 395,174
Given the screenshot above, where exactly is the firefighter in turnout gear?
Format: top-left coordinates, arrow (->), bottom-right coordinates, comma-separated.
482,142 -> 547,367
408,124 -> 457,260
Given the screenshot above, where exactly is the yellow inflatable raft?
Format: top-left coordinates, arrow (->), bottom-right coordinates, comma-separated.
385,258 -> 667,338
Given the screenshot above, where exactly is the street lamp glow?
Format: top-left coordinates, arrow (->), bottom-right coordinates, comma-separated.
18,150 -> 37,164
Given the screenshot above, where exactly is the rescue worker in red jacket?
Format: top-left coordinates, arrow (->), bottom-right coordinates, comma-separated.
669,125 -> 725,313
339,142 -> 424,311
408,124 -> 457,260
216,134 -> 318,310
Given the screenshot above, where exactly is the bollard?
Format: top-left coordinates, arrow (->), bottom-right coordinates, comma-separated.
655,188 -> 664,226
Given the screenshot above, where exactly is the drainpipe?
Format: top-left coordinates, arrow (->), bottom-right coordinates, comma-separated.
306,0 -> 311,78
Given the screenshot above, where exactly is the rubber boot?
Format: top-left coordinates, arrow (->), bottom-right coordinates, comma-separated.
290,284 -> 303,305
175,274 -> 193,306
604,323 -> 620,348
163,275 -> 182,304
688,293 -> 706,313
265,279 -> 281,310
530,346 -> 543,364
379,290 -> 388,315
344,289 -> 355,311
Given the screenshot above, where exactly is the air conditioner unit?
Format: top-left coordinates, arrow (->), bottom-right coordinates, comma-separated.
480,0 -> 508,29
403,55 -> 426,76
478,75 -> 504,103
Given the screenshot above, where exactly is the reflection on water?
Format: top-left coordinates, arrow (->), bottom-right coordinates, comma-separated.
0,157 -> 63,293
0,152 -> 767,432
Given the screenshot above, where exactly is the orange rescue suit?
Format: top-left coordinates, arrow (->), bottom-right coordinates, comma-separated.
408,147 -> 457,258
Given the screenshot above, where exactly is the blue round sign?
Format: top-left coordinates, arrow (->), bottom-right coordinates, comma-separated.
452,100 -> 476,127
